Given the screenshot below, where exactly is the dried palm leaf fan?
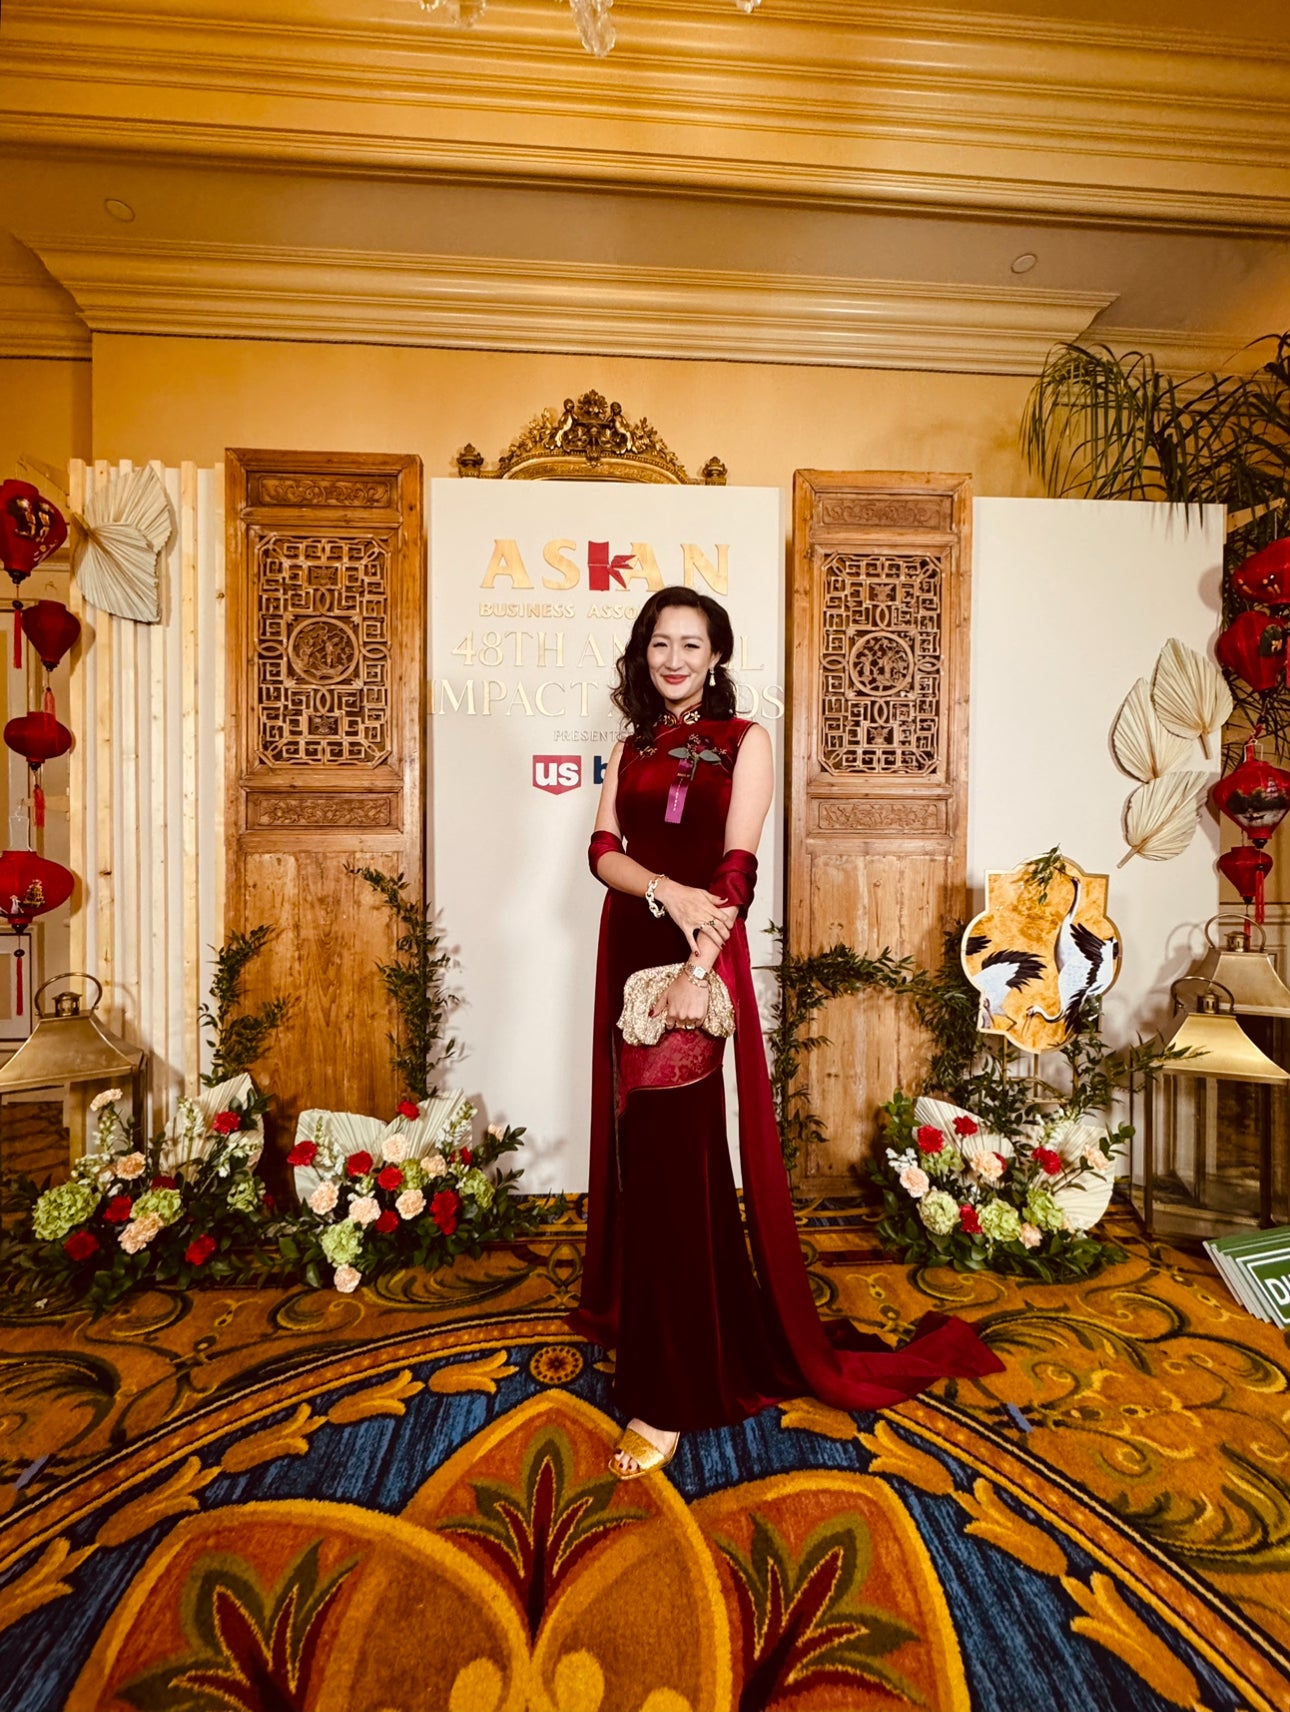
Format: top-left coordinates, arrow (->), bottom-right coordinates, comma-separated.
1110,678 -> 1193,781
1150,638 -> 1233,759
1119,770 -> 1209,866
70,465 -> 172,623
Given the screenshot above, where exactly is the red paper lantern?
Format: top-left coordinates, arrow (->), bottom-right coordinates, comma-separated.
1215,610 -> 1289,693
4,711 -> 72,830
1231,537 -> 1290,607
1211,739 -> 1290,846
19,600 -> 81,715
0,849 -> 74,1013
1218,844 -> 1275,923
0,481 -> 68,668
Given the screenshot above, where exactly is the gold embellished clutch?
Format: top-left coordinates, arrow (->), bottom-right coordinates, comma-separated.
618,963 -> 735,1047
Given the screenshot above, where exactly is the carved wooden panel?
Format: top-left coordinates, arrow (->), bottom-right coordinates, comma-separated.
790,472 -> 971,1191
226,451 -> 424,1135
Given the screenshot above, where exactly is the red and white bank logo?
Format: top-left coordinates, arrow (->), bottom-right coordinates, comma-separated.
532,755 -> 582,795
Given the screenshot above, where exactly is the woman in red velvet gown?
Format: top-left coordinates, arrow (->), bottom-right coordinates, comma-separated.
568,587 -> 1001,1478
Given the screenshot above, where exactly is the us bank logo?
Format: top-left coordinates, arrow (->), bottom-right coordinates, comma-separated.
532,755 -> 582,794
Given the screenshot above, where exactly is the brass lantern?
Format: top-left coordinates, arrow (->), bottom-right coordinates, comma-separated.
1135,973 -> 1290,1240
0,973 -> 146,1164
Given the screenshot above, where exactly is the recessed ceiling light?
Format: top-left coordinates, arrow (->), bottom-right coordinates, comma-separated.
103,198 -> 135,223
1011,252 -> 1038,275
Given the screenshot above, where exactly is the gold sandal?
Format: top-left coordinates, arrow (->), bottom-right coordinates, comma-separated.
609,1426 -> 679,1481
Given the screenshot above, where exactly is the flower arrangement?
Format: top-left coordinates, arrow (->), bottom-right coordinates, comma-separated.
871,1091 -> 1125,1282
9,1075 -> 276,1308
281,1091 -> 532,1291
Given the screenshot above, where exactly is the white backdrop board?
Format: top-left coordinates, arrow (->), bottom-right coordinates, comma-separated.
429,479 -> 785,1191
968,499 -> 1225,1052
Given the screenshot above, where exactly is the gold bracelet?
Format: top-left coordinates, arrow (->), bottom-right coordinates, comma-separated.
645,874 -> 667,918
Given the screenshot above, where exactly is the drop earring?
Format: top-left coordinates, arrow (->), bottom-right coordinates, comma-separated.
708,665 -> 716,687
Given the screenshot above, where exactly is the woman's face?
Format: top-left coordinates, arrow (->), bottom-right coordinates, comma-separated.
646,604 -> 718,713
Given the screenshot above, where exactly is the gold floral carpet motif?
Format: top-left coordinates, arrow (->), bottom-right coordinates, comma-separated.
1,1200 -> 1288,1710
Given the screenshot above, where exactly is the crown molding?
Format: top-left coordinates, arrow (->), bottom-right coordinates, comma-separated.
0,267 -> 90,359
1094,326 -> 1271,375
24,236 -> 1117,374
4,3 -> 1290,232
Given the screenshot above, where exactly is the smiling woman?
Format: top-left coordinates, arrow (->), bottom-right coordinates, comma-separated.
571,586 -> 1002,1479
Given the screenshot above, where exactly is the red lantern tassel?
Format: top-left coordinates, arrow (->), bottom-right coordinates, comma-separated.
13,947 -> 23,1016
33,780 -> 45,830
12,603 -> 21,669
42,682 -> 54,716
1257,863 -> 1266,925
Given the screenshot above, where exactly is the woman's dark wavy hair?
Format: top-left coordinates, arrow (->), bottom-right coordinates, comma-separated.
612,586 -> 736,743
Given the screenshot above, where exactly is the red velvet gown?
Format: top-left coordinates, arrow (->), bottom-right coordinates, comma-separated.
568,714 -> 1002,1432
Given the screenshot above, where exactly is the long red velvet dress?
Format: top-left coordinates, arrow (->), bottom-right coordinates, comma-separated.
568,713 -> 1002,1432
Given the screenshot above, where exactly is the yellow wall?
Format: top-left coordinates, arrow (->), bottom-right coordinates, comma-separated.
0,357 -> 91,488
88,336 -> 1044,502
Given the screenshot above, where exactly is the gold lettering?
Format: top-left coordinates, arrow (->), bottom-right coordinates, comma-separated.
482,679 -> 507,715
537,631 -> 565,668
574,679 -> 595,717
683,543 -> 729,594
734,681 -> 757,716
579,635 -> 606,668
761,684 -> 785,719
436,679 -> 476,715
506,682 -> 534,715
480,539 -> 533,589
542,538 -> 579,590
625,543 -> 665,590
738,635 -> 765,671
535,681 -> 565,716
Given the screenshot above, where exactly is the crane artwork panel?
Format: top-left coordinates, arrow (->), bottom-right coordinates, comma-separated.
962,856 -> 1122,1054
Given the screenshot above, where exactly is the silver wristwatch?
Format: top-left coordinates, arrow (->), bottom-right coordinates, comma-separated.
684,962 -> 710,986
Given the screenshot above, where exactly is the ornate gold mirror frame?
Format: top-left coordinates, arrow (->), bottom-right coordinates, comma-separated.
455,390 -> 727,486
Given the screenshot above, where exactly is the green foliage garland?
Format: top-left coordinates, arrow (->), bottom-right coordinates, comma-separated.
348,866 -> 458,1100
199,925 -> 291,1087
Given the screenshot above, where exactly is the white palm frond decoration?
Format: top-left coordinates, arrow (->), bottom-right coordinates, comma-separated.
292,1092 -> 473,1202
1119,771 -> 1209,866
72,464 -> 173,623
1044,1117 -> 1114,1233
1150,638 -> 1233,760
159,1073 -> 263,1174
911,1095 -> 1015,1162
1111,678 -> 1193,781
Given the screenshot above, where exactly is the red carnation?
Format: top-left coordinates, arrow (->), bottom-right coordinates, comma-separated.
211,1110 -> 242,1135
915,1125 -> 944,1155
150,1173 -> 178,1189
459,1148 -> 473,1166
375,1208 -> 398,1234
377,1164 -> 404,1192
263,1192 -> 275,1211
431,1188 -> 461,1236
185,1233 -> 217,1266
104,1194 -> 133,1224
953,1115 -> 979,1138
63,1229 -> 99,1262
959,1203 -> 982,1235
287,1139 -> 317,1168
1034,1147 -> 1063,1177
397,1099 -> 420,1119
345,1151 -> 373,1177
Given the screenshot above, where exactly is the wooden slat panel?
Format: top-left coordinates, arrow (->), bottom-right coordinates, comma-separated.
224,451 -> 424,1130
789,470 -> 972,1191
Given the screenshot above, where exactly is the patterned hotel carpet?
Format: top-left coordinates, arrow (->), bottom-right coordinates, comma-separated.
2,1198 -> 1290,1711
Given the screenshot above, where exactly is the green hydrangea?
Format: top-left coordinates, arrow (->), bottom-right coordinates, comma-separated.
32,1179 -> 100,1241
926,1145 -> 964,1178
321,1221 -> 363,1266
919,1189 -> 959,1236
978,1198 -> 1021,1244
1025,1189 -> 1065,1233
225,1176 -> 261,1214
400,1158 -> 426,1193
132,1187 -> 184,1227
458,1167 -> 494,1209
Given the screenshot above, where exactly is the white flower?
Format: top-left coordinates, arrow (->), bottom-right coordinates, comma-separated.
90,1088 -> 123,1113
118,1212 -> 163,1253
1082,1144 -> 1111,1173
487,1122 -> 506,1141
381,1135 -> 408,1163
333,1264 -> 361,1294
423,1152 -> 447,1178
897,1163 -> 930,1199
348,1194 -> 380,1225
970,1150 -> 1005,1184
395,1188 -> 426,1220
1018,1222 -> 1042,1249
114,1152 -> 146,1182
308,1181 -> 339,1216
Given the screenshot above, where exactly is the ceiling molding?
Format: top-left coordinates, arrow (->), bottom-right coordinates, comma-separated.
1094,327 -> 1272,375
5,3 -> 1290,233
0,267 -> 90,359
24,237 -> 1117,374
